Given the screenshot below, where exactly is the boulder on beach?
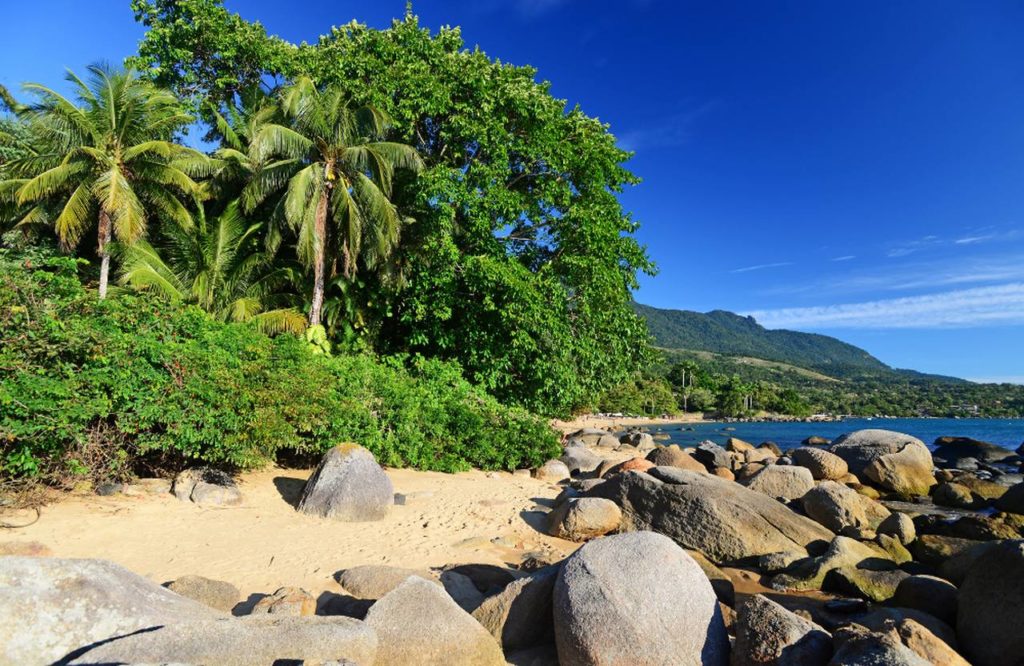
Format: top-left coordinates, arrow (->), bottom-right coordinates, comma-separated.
251,586 -> 318,616
364,576 -> 505,666
534,459 -> 571,482
588,470 -> 834,563
891,575 -> 958,626
547,497 -> 622,541
801,480 -> 891,534
956,539 -> 1024,666
567,428 -> 620,449
829,624 -> 931,666
173,468 -> 243,506
646,444 -> 706,472
298,444 -> 393,521
67,616 -> 379,666
337,564 -> 436,600
693,440 -> 732,470
732,594 -> 832,666
553,531 -> 729,666
829,429 -> 936,496
740,464 -> 814,501
0,556 -> 220,664
166,574 -> 240,612
472,566 -> 557,651
770,535 -> 894,592
560,444 -> 603,474
877,512 -> 916,545
791,447 -> 848,481
995,480 -> 1024,514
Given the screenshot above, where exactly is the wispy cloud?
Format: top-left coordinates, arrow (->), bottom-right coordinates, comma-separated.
886,235 -> 941,258
955,234 -> 997,245
746,282 -> 1024,329
618,101 -> 718,152
730,261 -> 793,274
831,255 -> 856,262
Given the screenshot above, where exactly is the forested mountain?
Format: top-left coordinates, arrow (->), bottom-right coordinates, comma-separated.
634,302 -> 959,381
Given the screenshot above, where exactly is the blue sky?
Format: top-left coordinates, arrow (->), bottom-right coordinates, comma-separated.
2,1 -> 1023,382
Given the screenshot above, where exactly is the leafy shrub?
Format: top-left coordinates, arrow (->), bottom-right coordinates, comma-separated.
0,244 -> 560,485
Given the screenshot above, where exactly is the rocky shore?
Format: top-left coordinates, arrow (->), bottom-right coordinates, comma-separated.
2,428 -> 1024,664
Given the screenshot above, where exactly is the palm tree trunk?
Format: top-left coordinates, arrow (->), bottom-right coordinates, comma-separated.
97,209 -> 112,300
308,191 -> 329,326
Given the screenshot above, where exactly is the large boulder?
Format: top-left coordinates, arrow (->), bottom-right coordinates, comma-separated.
995,481 -> 1024,514
740,465 -> 814,501
646,445 -> 707,472
166,574 -> 240,612
829,625 -> 931,666
364,576 -> 505,666
567,428 -> 620,449
732,594 -> 832,665
693,440 -> 732,470
534,459 -> 572,483
67,616 -> 378,665
956,539 -> 1024,666
547,497 -> 622,541
337,564 -> 435,599
472,566 -> 557,651
770,536 -> 894,592
298,444 -> 393,521
800,481 -> 891,533
0,557 -> 220,664
791,447 -> 848,481
560,444 -> 604,474
553,531 -> 729,665
829,430 -> 936,496
589,470 -> 834,563
933,436 -> 1016,465
877,512 -> 916,545
892,575 -> 958,626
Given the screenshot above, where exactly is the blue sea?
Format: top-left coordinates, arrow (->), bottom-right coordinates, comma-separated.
650,418 -> 1024,452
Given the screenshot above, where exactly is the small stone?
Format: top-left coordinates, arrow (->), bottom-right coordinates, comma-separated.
393,490 -> 435,505
337,565 -> 436,599
251,586 -> 316,616
933,482 -> 977,509
792,447 -> 849,480
166,575 -> 240,612
298,444 -> 393,521
546,497 -> 621,541
891,575 -> 957,626
877,512 -> 916,545
173,468 -> 242,506
95,482 -> 122,496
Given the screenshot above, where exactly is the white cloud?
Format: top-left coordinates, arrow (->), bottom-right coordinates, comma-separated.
831,255 -> 856,262
730,261 -> 793,274
955,234 -> 997,245
746,282 -> 1024,329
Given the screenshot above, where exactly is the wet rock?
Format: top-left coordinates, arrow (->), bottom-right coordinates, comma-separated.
365,576 -> 504,665
166,575 -> 240,612
770,536 -> 894,592
995,480 -> 1024,514
298,444 -> 393,521
911,535 -> 983,567
933,482 -> 977,509
829,566 -> 908,602
553,531 -> 729,665
803,436 -> 831,446
933,436 -> 1016,465
956,539 -> 1024,666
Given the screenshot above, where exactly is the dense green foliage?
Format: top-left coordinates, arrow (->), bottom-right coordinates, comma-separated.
128,0 -> 655,415
0,241 -> 559,485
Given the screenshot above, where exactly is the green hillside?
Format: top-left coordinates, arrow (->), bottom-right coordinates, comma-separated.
634,302 -> 966,383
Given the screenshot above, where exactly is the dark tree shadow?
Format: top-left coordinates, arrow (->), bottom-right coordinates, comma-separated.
272,476 -> 306,508
317,590 -> 373,619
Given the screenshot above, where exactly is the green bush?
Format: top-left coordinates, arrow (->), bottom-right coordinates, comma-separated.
0,244 -> 560,485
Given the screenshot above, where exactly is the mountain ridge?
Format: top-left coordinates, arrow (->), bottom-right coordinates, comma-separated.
633,302 -> 966,383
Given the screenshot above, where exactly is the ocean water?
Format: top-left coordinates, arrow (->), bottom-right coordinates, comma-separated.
650,417 -> 1024,452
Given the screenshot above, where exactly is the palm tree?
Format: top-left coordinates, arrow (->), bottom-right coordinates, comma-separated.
242,77 -> 422,326
119,200 -> 306,334
4,65 -> 207,298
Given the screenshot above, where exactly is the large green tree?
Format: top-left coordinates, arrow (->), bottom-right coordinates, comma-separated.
131,1 -> 656,415
242,78 -> 422,326
1,65 -> 205,298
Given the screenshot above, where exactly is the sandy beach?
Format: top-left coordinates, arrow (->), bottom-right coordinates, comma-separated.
2,466 -> 589,603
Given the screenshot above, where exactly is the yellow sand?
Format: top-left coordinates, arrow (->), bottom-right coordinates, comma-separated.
3,467 -> 578,600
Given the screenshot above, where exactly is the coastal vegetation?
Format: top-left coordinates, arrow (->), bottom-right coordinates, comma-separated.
0,0 -> 651,484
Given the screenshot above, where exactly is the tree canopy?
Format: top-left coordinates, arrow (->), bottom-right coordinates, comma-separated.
129,1 -> 656,415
